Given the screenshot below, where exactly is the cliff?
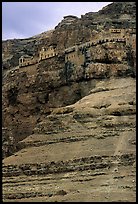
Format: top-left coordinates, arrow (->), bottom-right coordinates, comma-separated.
2,2 -> 136,202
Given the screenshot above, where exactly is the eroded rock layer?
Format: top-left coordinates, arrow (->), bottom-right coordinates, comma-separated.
2,2 -> 136,202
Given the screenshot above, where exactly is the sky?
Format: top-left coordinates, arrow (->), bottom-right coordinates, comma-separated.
2,2 -> 112,40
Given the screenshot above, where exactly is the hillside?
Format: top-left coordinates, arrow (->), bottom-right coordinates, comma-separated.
2,2 -> 136,202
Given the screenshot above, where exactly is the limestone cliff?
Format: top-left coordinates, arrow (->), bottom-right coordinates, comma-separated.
2,2 -> 136,202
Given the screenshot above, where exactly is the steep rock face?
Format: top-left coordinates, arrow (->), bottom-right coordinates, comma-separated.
2,36 -> 135,154
2,2 -> 136,201
98,2 -> 136,19
2,44 -> 135,155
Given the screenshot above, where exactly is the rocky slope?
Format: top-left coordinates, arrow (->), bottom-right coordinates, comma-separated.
2,2 -> 136,202
2,77 -> 136,202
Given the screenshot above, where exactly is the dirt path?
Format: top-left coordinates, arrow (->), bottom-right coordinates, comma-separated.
114,132 -> 128,156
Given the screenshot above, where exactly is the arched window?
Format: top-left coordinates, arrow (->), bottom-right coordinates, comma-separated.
20,58 -> 23,63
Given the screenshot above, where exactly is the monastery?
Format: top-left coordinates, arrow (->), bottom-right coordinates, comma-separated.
19,28 -> 136,68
